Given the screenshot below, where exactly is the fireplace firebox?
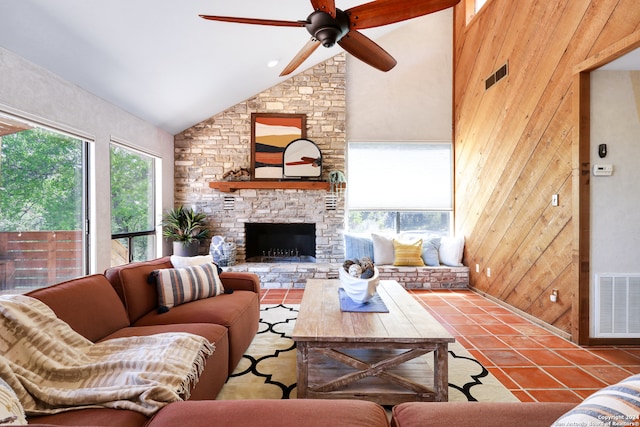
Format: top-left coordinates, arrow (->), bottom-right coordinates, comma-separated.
245,223 -> 316,263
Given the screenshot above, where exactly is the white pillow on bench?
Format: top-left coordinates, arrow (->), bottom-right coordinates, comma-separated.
439,236 -> 465,267
349,232 -> 464,267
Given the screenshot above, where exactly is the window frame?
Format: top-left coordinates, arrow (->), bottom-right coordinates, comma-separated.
346,141 -> 454,236
0,111 -> 91,292
109,140 -> 161,266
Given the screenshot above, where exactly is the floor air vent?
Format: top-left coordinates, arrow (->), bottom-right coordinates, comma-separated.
594,274 -> 640,337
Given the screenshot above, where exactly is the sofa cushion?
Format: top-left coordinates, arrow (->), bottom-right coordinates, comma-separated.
27,274 -> 130,342
131,290 -> 260,372
552,374 -> 640,427
391,402 -> 576,427
28,407 -> 149,427
148,399 -> 390,427
151,263 -> 224,312
102,322 -> 230,401
105,257 -> 173,324
393,239 -> 425,266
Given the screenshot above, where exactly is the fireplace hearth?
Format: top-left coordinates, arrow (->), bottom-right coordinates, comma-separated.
245,223 -> 316,263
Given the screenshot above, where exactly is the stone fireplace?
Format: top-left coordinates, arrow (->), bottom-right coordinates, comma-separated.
245,222 -> 316,263
198,188 -> 344,265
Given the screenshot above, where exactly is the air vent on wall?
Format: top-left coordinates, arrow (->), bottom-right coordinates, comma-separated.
223,196 -> 235,211
325,194 -> 337,211
594,274 -> 640,338
485,62 -> 508,90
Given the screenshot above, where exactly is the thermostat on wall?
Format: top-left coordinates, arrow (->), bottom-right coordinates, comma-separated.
593,164 -> 613,176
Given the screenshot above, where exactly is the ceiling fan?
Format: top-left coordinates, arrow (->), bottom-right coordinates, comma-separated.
200,0 -> 460,77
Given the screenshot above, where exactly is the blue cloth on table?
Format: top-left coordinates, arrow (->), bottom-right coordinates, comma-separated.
338,288 -> 389,313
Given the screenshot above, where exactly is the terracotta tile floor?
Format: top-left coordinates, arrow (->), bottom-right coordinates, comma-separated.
259,287 -> 640,403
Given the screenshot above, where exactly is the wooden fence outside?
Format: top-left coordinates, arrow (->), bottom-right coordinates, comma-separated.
0,231 -> 84,292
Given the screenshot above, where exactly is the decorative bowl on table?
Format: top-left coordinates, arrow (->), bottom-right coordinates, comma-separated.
338,266 -> 380,304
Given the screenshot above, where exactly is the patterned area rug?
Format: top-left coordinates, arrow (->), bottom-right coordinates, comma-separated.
217,304 -> 518,402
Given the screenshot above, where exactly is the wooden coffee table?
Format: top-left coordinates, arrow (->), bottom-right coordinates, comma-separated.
292,279 -> 455,405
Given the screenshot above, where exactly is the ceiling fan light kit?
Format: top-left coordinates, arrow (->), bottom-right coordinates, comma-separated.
306,9 -> 349,48
200,0 -> 460,76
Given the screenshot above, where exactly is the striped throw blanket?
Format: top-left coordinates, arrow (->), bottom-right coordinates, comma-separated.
0,294 -> 214,417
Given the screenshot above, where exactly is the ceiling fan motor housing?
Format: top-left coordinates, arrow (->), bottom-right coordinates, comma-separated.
305,9 -> 349,48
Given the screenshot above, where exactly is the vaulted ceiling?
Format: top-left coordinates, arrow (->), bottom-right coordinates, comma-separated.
0,0 -> 411,134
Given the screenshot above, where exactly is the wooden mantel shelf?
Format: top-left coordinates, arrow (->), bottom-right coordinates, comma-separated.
209,180 -> 335,193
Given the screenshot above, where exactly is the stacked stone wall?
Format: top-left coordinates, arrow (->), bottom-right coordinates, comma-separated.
173,55 -> 347,263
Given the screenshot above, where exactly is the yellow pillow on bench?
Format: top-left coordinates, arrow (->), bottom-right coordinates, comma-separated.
393,239 -> 425,266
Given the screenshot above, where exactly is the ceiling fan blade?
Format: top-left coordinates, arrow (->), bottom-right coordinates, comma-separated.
280,38 -> 322,76
311,0 -> 336,17
199,15 -> 306,28
338,30 -> 397,72
346,0 -> 461,30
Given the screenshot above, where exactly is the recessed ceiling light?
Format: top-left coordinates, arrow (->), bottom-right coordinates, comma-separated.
267,59 -> 279,68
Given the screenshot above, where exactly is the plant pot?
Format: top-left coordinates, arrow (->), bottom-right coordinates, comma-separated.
173,241 -> 199,257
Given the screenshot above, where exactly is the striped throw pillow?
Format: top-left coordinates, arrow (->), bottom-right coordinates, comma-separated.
552,374 -> 640,427
153,263 -> 224,313
393,239 -> 425,266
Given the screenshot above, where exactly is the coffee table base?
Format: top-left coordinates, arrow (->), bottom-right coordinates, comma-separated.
297,343 -> 449,405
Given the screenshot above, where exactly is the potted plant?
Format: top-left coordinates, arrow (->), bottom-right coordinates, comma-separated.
161,205 -> 211,257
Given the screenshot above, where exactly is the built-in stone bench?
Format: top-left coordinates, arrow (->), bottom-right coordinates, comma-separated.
376,265 -> 469,289
223,262 -> 469,290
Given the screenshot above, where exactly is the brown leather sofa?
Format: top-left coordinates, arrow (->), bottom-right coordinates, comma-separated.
22,257 -> 261,426
104,256 -> 260,372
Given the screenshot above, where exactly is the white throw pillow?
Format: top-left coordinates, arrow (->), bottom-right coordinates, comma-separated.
0,379 -> 27,425
371,233 -> 395,265
439,236 -> 465,266
170,254 -> 213,268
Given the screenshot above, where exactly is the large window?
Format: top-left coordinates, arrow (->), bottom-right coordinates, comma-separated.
0,114 -> 88,293
110,143 -> 158,266
347,142 -> 453,236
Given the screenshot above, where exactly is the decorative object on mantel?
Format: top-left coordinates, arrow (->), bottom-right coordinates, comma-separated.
222,167 -> 251,181
161,205 -> 211,257
209,236 -> 237,266
251,113 -> 306,180
283,138 -> 322,179
328,170 -> 346,195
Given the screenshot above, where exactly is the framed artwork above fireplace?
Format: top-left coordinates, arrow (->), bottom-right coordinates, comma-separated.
251,113 -> 306,180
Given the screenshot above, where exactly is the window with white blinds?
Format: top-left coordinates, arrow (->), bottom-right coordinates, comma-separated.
346,142 -> 453,235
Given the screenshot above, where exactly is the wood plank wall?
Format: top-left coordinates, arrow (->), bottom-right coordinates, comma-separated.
453,0 -> 640,340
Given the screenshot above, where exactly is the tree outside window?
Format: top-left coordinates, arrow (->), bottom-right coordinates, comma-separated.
110,144 -> 157,266
0,124 -> 87,292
